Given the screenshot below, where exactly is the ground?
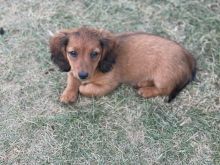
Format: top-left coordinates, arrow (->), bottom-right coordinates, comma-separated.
0,0 -> 220,164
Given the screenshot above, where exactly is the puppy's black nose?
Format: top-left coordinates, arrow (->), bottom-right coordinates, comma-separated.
78,71 -> 89,80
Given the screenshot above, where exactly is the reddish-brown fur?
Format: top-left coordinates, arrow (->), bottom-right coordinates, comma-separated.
50,27 -> 196,103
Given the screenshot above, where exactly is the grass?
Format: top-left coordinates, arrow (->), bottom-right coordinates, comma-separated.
0,0 -> 220,164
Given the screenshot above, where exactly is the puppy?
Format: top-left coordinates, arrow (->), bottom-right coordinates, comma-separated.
50,27 -> 196,103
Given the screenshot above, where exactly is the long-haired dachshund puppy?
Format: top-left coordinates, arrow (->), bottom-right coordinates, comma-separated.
50,27 -> 196,103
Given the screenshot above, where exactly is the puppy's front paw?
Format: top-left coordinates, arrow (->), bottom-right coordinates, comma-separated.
60,91 -> 77,103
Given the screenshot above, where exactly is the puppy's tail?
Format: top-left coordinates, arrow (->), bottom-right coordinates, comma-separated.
167,52 -> 197,103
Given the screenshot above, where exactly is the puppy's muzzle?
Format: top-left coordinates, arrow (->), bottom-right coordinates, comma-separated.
78,71 -> 89,80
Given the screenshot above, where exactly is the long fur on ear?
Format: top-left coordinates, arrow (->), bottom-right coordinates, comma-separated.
98,32 -> 116,73
50,32 -> 70,72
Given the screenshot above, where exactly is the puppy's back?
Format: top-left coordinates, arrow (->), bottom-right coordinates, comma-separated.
115,32 -> 196,101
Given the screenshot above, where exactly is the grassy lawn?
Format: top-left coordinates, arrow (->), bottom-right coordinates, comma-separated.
0,0 -> 220,164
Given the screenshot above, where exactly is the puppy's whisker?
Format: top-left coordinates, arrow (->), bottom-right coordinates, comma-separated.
48,30 -> 54,37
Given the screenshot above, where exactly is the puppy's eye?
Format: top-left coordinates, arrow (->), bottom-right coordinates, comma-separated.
69,51 -> 78,57
90,51 -> 98,59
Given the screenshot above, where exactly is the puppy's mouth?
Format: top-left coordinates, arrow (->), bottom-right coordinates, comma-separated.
77,76 -> 90,82
81,79 -> 90,85
76,74 -> 91,84
71,70 -> 95,84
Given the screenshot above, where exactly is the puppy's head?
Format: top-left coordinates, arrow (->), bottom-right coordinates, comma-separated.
50,27 -> 116,81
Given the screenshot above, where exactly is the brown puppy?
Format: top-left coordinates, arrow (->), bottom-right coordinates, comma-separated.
50,27 -> 196,103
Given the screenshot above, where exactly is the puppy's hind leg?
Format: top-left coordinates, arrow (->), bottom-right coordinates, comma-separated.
136,80 -> 154,88
137,80 -> 172,99
138,86 -> 163,98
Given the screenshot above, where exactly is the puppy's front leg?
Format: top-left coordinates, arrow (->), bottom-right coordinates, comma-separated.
60,72 -> 80,103
79,82 -> 119,97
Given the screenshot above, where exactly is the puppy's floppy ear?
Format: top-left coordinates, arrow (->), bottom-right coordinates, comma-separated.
98,31 -> 116,73
49,32 -> 70,72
